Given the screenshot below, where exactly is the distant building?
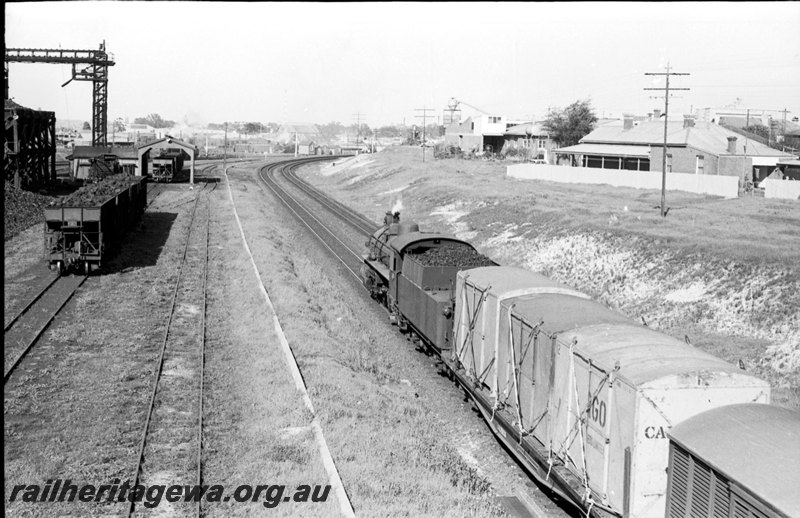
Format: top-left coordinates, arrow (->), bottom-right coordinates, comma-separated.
502,122 -> 555,163
554,114 -> 794,184
444,114 -> 528,153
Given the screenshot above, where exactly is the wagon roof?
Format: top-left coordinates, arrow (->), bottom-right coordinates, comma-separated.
668,404 -> 800,517
390,232 -> 474,254
459,266 -> 585,297
510,293 -> 633,335
560,323 -> 754,385
508,293 -> 762,385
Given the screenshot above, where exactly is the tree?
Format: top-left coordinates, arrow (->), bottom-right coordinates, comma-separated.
242,122 -> 264,135
112,118 -> 126,132
134,113 -> 175,128
542,99 -> 598,147
145,113 -> 175,129
82,121 -> 91,130
318,121 -> 345,141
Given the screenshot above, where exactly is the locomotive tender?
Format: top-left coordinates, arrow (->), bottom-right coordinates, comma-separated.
361,210 -> 790,518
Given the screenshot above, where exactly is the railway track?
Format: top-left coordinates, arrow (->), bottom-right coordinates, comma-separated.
257,158 -> 369,286
127,183 -> 213,517
3,176 -> 182,385
255,157 -> 574,518
3,273 -> 87,383
281,163 -> 379,236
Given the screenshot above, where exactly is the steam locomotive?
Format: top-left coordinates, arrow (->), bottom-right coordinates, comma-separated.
360,210 -> 798,518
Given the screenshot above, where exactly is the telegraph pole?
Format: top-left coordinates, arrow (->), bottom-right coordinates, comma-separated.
644,64 -> 690,217
223,122 -> 228,172
352,112 -> 365,148
414,107 -> 434,162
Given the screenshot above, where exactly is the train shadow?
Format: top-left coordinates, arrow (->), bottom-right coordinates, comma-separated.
101,212 -> 178,274
171,169 -> 221,184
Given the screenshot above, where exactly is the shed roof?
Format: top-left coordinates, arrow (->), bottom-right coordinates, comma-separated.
554,143 -> 651,158
581,120 -> 793,158
137,136 -> 198,157
669,403 -> 800,518
69,145 -> 138,159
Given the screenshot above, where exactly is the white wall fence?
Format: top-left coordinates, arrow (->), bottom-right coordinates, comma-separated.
507,164 -> 739,198
759,179 -> 800,200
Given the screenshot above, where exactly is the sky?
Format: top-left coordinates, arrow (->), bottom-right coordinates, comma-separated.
5,2 -> 800,128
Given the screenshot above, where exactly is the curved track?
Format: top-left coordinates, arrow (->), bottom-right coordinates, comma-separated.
127,181 -> 214,517
255,157 -> 575,518
257,157 -> 370,286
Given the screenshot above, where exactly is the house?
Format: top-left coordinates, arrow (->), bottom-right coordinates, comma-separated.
554,114 -> 794,184
444,114 -> 528,154
502,122 -> 555,162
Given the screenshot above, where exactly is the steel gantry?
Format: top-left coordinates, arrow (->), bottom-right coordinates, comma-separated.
5,42 -> 115,146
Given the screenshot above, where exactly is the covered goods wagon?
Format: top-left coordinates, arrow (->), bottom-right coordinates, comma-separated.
452,266 -> 771,517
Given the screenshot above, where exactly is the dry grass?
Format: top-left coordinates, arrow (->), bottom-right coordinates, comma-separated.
227,167 -> 508,516
201,182 -> 335,517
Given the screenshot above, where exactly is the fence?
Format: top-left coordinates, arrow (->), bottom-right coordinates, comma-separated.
759,179 -> 800,200
507,164 -> 739,198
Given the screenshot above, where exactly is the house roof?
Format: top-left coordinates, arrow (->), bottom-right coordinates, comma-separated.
504,122 -> 548,137
581,120 -> 793,158
554,143 -> 650,158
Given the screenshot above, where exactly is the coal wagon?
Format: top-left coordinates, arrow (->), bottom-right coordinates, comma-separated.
44,176 -> 147,274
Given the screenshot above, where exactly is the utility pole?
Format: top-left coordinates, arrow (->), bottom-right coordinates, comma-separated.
414,107 -> 434,162
353,112 -> 365,148
223,122 -> 228,172
644,64 -> 690,217
781,108 -> 788,150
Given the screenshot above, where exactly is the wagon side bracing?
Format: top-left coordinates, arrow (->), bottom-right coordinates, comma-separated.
44,176 -> 147,273
452,266 -> 771,518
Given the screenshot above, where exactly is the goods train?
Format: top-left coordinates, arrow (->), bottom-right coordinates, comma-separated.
361,210 -> 799,518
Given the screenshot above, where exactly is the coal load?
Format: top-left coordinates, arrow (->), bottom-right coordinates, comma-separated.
5,182 -> 56,240
58,174 -> 139,207
413,244 -> 494,268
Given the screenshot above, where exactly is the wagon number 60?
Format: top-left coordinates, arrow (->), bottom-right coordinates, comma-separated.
590,397 -> 607,427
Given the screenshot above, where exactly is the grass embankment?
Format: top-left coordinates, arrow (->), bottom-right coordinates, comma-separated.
226,167 -> 507,516
301,147 -> 800,409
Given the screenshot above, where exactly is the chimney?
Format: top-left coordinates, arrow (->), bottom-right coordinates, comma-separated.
623,114 -> 634,130
683,114 -> 696,129
653,108 -> 662,119
727,136 -> 737,154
